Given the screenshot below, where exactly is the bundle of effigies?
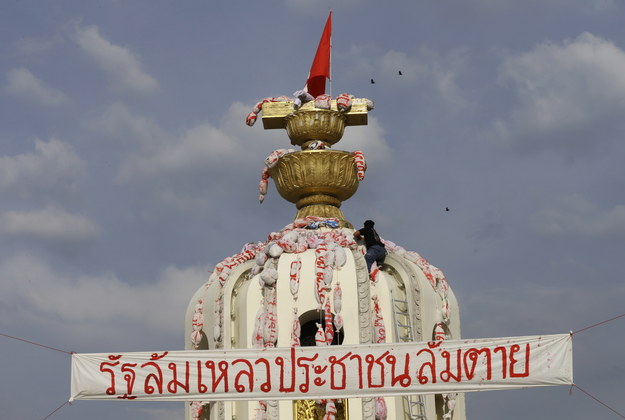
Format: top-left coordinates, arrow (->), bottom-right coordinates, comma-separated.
250,216 -> 354,322
245,90 -> 373,127
189,300 -> 204,349
258,148 -> 296,203
353,150 -> 366,181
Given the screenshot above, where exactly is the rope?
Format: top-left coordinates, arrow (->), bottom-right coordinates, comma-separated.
4,310 -> 624,420
572,384 -> 625,419
42,400 -> 70,420
0,333 -> 73,355
572,313 -> 625,335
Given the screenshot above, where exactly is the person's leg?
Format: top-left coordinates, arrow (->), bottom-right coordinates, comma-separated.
365,245 -> 385,271
365,249 -> 376,271
372,245 -> 385,266
375,247 -> 386,266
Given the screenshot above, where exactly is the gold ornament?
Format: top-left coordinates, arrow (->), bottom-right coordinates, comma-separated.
269,150 -> 358,226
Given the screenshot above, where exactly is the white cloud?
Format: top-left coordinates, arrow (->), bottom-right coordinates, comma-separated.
532,194 -> 625,239
89,102 -> 166,147
339,115 -> 391,164
588,0 -> 617,11
5,68 -> 66,105
0,138 -> 86,199
115,102 -> 278,210
115,101 -> 391,212
494,33 -> 625,151
0,207 -> 100,245
285,0 -> 362,14
0,254 -> 208,335
377,50 -> 426,83
76,25 -> 158,94
342,46 -> 469,109
117,122 -> 239,182
554,0 -> 617,11
13,35 -> 61,55
116,119 -> 246,212
473,0 -> 616,12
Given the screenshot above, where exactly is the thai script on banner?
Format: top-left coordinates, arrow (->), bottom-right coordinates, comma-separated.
70,334 -> 572,401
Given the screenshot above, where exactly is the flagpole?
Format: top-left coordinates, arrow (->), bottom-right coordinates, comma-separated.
329,10 -> 333,98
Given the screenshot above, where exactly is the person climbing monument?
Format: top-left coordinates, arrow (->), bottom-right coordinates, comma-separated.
354,220 -> 386,271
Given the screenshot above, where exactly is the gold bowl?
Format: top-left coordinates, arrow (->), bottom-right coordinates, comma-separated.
269,150 -> 358,224
284,110 -> 347,148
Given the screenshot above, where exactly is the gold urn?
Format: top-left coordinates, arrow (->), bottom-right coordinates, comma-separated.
269,150 -> 359,225
261,100 -> 371,227
284,110 -> 346,148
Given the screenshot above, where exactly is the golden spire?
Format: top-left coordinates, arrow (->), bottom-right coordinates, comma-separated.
261,99 -> 370,227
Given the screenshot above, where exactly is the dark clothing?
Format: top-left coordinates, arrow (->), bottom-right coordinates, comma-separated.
357,225 -> 386,271
359,226 -> 384,248
365,245 -> 386,271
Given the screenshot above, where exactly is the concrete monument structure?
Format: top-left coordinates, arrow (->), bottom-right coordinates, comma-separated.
184,98 -> 465,420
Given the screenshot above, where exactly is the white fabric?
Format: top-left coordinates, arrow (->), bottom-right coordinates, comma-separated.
71,334 -> 572,401
314,94 -> 331,110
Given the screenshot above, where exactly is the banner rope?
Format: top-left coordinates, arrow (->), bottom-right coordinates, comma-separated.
571,384 -> 625,419
0,332 -> 73,355
42,400 -> 71,420
571,312 -> 625,335
4,313 -> 624,420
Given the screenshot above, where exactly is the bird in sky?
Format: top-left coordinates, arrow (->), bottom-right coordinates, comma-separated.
370,78 -> 375,84
398,70 -> 403,75
445,207 -> 450,212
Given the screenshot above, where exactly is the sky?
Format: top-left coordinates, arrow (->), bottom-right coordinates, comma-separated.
1,0 -> 625,419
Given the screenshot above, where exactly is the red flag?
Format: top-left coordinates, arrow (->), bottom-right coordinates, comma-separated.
305,11 -> 332,98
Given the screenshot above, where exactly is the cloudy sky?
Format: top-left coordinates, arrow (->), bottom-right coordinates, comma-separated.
1,0 -> 624,419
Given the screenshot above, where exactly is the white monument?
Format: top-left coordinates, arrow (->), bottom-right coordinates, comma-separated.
184,98 -> 466,420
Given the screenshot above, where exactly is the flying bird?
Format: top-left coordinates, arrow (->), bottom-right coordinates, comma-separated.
398,70 -> 403,75
445,207 -> 450,212
370,78 -> 375,84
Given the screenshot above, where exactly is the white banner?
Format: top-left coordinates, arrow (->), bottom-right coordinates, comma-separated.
70,334 -> 572,401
